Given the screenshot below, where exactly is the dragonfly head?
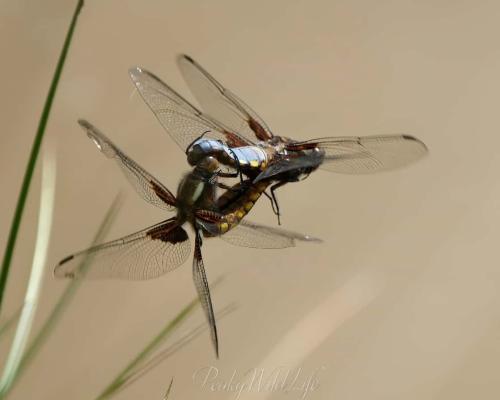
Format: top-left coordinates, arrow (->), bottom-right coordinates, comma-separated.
187,143 -> 204,166
196,156 -> 220,175
187,139 -> 225,166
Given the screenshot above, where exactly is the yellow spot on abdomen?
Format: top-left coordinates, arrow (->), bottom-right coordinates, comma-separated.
244,202 -> 254,211
235,209 -> 245,220
249,191 -> 260,201
219,222 -> 229,233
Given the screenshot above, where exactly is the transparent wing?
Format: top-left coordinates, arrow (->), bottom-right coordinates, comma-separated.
289,134 -> 428,174
219,220 -> 322,249
192,230 -> 219,357
129,67 -> 252,150
54,218 -> 190,280
177,54 -> 274,143
78,120 -> 177,211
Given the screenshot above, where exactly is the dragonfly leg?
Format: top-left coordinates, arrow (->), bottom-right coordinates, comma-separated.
217,182 -> 242,191
217,171 -> 239,178
270,181 -> 287,225
263,191 -> 279,216
217,182 -> 246,193
207,173 -> 218,185
227,148 -> 244,184
205,171 -> 237,186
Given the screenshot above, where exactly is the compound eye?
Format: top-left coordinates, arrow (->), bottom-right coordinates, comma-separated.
187,150 -> 200,166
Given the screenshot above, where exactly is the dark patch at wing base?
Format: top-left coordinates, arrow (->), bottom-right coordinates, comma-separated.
55,218 -> 190,280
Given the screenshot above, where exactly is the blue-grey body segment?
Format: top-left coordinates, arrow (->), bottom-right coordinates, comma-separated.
190,139 -> 269,169
230,145 -> 268,167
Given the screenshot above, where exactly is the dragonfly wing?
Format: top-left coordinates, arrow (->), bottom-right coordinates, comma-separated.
192,230 -> 219,357
177,54 -> 274,143
129,67 -> 251,151
291,134 -> 428,174
219,219 -> 322,249
79,120 -> 177,211
54,218 -> 190,280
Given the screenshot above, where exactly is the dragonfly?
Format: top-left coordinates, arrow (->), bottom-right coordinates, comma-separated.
55,120 -> 320,357
129,55 -> 428,223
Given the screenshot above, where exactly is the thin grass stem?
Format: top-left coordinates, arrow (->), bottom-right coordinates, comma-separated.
0,0 -> 85,313
96,277 -> 227,400
116,303 -> 237,396
0,147 -> 57,394
0,194 -> 122,398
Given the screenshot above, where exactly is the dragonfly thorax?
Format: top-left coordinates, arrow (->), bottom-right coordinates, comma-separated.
187,138 -> 271,174
176,159 -> 219,222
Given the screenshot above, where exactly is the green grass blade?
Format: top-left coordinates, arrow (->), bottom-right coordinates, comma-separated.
0,194 -> 122,398
0,147 -> 57,394
96,297 -> 199,400
96,277 -> 226,400
0,0 -> 85,313
116,303 -> 237,396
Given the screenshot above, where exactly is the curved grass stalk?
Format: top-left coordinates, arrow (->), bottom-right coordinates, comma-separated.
115,303 -> 237,397
0,146 -> 56,394
0,194 -> 122,398
96,278 -> 229,400
95,298 -> 200,400
0,0 -> 85,313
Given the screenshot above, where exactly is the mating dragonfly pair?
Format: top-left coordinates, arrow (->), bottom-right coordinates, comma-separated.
55,55 -> 428,357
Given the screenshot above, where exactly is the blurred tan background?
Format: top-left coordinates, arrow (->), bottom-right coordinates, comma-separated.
1,0 -> 500,399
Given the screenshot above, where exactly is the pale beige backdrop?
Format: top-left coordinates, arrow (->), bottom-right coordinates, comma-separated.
1,0 -> 499,399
